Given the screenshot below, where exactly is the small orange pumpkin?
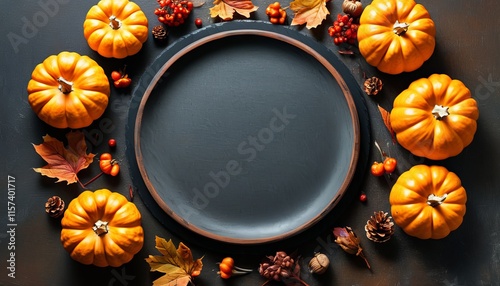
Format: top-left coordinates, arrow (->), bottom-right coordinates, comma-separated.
390,74 -> 479,160
99,153 -> 120,176
27,51 -> 110,129
60,189 -> 144,267
83,0 -> 149,59
389,165 -> 467,239
357,0 -> 436,74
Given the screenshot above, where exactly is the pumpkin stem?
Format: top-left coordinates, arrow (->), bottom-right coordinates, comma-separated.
109,15 -> 122,30
432,105 -> 450,120
393,20 -> 409,36
57,77 -> 73,94
92,219 -> 109,236
427,193 -> 448,207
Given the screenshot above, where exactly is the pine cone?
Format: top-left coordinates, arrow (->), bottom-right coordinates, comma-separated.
259,251 -> 295,281
363,76 -> 383,96
365,211 -> 395,243
152,25 -> 168,40
45,196 -> 65,218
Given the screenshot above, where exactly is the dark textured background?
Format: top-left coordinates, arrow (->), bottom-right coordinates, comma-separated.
1,0 -> 499,285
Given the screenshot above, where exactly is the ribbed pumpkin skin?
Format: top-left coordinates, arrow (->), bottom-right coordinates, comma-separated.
83,0 -> 149,59
390,74 -> 479,160
27,51 -> 110,129
60,189 -> 144,267
358,0 -> 436,74
389,165 -> 467,239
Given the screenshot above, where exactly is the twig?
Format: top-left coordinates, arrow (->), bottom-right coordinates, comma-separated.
358,251 -> 371,270
77,179 -> 85,190
79,172 -> 104,189
128,185 -> 135,202
374,140 -> 387,160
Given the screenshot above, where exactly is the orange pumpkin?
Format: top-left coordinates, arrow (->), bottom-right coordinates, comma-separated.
83,0 -> 149,59
99,153 -> 120,176
390,74 -> 479,160
357,0 -> 436,74
27,51 -> 110,129
389,165 -> 467,239
61,189 -> 144,267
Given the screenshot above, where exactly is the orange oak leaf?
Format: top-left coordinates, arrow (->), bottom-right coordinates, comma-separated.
32,131 -> 95,185
146,236 -> 203,286
209,0 -> 258,20
290,0 -> 329,29
378,105 -> 396,143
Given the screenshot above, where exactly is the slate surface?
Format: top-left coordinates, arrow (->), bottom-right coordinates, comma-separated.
1,0 -> 499,285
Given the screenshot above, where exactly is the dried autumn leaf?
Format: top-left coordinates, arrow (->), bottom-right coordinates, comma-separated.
290,0 -> 329,29
32,131 -> 95,185
191,0 -> 206,7
209,0 -> 258,20
377,105 -> 396,143
146,236 -> 203,286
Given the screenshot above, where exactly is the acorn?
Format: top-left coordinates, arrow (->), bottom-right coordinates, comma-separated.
308,253 -> 330,274
342,0 -> 363,18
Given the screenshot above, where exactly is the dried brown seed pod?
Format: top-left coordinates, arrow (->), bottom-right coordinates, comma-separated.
259,251 -> 308,285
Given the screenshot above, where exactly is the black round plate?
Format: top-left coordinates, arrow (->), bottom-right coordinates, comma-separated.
127,21 -> 370,246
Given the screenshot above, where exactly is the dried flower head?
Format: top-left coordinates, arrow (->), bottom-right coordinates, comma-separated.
333,226 -> 371,269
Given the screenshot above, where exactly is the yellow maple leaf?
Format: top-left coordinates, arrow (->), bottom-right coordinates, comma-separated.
210,0 -> 258,20
146,236 -> 203,286
290,0 -> 330,29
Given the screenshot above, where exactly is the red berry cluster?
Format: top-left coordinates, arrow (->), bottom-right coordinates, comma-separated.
154,0 -> 193,27
111,69 -> 131,88
328,14 -> 359,45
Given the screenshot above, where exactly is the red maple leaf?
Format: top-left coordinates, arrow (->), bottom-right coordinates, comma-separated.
33,131 -> 95,185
